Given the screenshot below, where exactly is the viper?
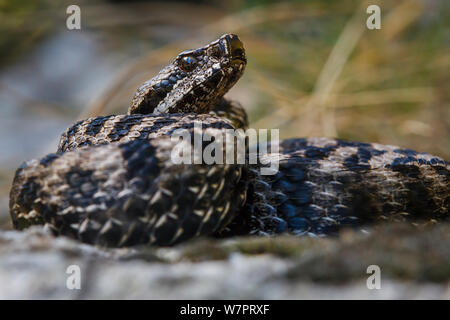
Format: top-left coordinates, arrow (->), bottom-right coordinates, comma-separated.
9,34 -> 449,247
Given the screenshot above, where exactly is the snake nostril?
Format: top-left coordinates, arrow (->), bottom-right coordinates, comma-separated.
232,48 -> 244,58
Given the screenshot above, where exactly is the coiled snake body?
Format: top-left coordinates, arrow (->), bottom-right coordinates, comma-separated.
9,34 -> 449,247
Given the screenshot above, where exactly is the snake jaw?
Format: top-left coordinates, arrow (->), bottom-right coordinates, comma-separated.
129,34 -> 246,116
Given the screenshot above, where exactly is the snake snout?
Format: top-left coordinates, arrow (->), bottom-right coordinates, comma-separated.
223,34 -> 246,64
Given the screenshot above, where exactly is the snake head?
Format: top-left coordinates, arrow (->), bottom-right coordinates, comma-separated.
129,34 -> 246,115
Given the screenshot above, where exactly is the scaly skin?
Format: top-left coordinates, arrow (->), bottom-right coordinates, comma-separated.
9,34 -> 450,247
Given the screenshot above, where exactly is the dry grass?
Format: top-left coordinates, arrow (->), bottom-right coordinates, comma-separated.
75,0 -> 449,158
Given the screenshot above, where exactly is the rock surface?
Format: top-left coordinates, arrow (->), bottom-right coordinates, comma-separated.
1,224 -> 450,299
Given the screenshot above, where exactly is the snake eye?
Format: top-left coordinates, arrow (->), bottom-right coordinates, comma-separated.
179,56 -> 197,72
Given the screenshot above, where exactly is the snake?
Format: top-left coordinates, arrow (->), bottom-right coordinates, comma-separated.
9,34 -> 449,247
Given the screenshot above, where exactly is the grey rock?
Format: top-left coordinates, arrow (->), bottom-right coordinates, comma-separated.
1,225 -> 450,299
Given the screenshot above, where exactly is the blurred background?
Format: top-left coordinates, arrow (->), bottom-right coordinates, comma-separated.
0,0 -> 449,229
